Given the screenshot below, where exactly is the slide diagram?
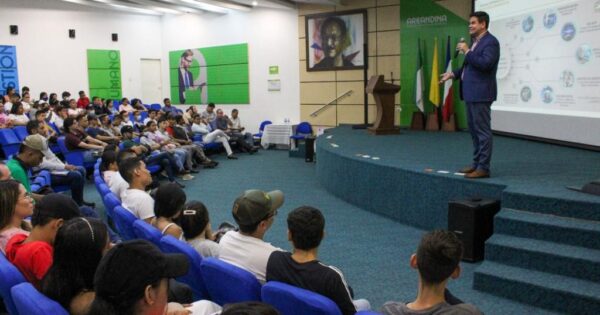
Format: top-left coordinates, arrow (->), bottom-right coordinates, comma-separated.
491,0 -> 600,114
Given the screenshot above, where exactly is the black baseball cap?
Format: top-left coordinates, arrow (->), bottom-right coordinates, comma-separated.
232,189 -> 284,226
33,193 -> 81,222
94,240 -> 189,303
120,125 -> 134,135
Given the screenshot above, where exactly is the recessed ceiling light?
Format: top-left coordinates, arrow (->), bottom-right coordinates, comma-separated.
252,1 -> 258,6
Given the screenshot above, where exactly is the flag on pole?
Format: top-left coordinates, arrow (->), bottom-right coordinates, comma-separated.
429,37 -> 440,107
415,39 -> 425,112
442,35 -> 454,122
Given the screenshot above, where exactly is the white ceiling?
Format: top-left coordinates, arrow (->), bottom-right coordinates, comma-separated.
56,0 -> 343,15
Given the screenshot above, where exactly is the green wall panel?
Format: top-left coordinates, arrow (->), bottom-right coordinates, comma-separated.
87,49 -> 122,100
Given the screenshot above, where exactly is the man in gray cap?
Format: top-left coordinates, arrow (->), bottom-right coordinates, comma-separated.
6,134 -> 46,201
219,189 -> 284,283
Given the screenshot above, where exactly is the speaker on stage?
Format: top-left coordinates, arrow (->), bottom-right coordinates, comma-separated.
305,136 -> 315,162
448,198 -> 500,262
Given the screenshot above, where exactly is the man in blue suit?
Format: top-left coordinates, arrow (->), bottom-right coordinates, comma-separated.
440,11 -> 500,179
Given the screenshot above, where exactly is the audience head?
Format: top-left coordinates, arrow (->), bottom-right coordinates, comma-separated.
10,101 -> 23,115
231,108 -> 239,118
0,180 -> 34,231
216,108 -> 224,118
157,117 -> 168,130
76,114 -> 89,128
39,92 -> 48,101
180,201 -> 209,240
121,97 -> 129,105
118,157 -> 151,187
221,302 -> 280,315
154,183 -> 186,220
146,120 -> 157,132
148,110 -> 157,118
35,108 -> 48,122
49,93 -> 58,102
58,105 -> 69,118
232,189 -> 284,236
63,117 -> 76,133
119,110 -> 129,120
175,115 -> 185,125
101,150 -> 118,173
79,90 -> 86,97
287,206 -> 325,251
31,193 -> 80,237
5,86 -> 15,96
26,120 -> 40,135
100,114 -> 110,125
192,114 -> 202,124
163,98 -> 171,106
88,240 -> 188,315
413,230 -> 463,286
120,125 -> 134,140
0,162 -> 12,180
92,96 -> 101,105
18,135 -> 46,167
41,217 -> 109,309
117,150 -> 136,164
105,99 -> 113,108
61,91 -> 71,100
69,99 -> 77,109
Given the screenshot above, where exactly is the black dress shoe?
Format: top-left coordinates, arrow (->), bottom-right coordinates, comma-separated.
227,155 -> 238,160
190,169 -> 200,174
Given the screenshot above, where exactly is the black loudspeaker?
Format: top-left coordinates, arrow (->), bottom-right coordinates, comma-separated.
305,136 -> 315,162
10,25 -> 18,35
448,198 -> 500,262
112,33 -> 118,42
69,29 -> 76,38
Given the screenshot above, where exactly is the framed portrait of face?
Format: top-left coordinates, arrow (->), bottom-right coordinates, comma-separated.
305,10 -> 367,72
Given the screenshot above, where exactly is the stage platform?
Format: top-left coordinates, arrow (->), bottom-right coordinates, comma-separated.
316,126 -> 600,314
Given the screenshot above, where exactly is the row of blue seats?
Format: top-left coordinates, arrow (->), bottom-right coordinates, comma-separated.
92,160 -> 379,315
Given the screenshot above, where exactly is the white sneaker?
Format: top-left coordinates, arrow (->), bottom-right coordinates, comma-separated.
181,174 -> 194,181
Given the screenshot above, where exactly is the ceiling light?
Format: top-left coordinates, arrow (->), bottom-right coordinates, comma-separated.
252,1 -> 258,6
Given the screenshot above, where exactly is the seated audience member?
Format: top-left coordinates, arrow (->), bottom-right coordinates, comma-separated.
100,150 -> 119,183
180,200 -> 220,258
119,110 -> 135,128
119,157 -> 155,222
99,114 -> 121,139
169,115 -> 218,167
230,108 -> 254,146
62,91 -> 71,102
182,106 -> 197,125
49,92 -> 58,103
132,110 -> 144,131
5,193 -> 81,288
41,218 -> 109,315
88,240 -> 221,315
153,117 -> 200,173
191,114 -> 237,159
0,180 -> 33,254
0,101 -> 13,128
34,109 -> 58,141
220,189 -> 284,283
63,117 -> 107,163
0,162 -> 11,180
119,97 -> 135,113
92,96 -> 109,115
77,91 -> 90,109
200,102 -> 216,122
68,99 -> 83,117
131,98 -> 147,111
213,109 -> 257,154
6,135 -> 47,202
221,302 -> 280,315
3,86 -> 15,103
267,206 -> 370,315
104,150 -> 132,200
381,230 -> 482,315
39,91 -> 49,103
105,99 -> 119,115
143,109 -> 158,126
122,125 -> 187,185
49,104 -> 69,131
152,183 -> 186,239
27,121 -> 94,207
21,92 -> 32,113
162,97 -> 177,114
8,102 -> 29,126
86,114 -> 120,144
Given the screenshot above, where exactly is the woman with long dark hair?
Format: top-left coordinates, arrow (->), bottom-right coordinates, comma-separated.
152,183 -> 186,240
8,101 -> 29,126
41,217 -> 109,315
0,180 -> 33,253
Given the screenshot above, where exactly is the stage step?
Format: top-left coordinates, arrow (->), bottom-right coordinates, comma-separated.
485,234 -> 600,282
501,191 -> 600,221
473,261 -> 600,314
495,208 -> 600,250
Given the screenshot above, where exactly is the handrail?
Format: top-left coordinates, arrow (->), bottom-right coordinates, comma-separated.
310,90 -> 354,117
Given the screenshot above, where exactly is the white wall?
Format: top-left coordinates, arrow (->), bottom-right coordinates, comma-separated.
161,8 -> 300,133
0,0 -> 300,133
0,0 -> 162,99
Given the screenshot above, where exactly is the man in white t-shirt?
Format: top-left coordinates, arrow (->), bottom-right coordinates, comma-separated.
219,189 -> 284,283
119,157 -> 155,223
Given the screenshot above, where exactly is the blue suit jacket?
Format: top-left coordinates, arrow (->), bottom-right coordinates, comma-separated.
452,32 -> 500,103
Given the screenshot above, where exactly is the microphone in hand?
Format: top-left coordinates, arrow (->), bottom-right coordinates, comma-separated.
454,37 -> 466,58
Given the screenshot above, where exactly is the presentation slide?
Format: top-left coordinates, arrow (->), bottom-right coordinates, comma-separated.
475,0 -> 600,147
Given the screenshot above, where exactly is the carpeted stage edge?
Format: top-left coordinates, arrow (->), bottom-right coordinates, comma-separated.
316,126 -> 600,314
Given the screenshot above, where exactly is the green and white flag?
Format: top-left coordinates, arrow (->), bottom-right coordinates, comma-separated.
415,39 -> 425,112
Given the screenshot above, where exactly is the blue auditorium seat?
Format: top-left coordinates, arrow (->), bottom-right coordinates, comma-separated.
12,126 -> 28,141
11,282 -> 68,315
57,136 -> 95,169
113,206 -> 138,241
200,257 -> 262,305
0,129 -> 21,158
0,253 -> 27,315
262,281 -> 342,315
102,193 -> 120,219
133,220 -> 162,247
254,120 -> 272,139
159,235 -> 210,299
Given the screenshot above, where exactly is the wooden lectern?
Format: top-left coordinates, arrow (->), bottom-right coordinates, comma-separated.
366,75 -> 400,135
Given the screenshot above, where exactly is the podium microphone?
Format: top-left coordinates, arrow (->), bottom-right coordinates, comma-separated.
454,37 -> 466,58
